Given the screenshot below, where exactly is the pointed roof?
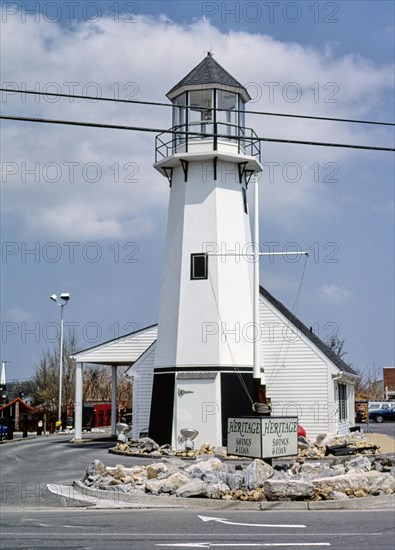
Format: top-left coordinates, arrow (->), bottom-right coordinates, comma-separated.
0,397 -> 36,413
167,53 -> 251,103
259,286 -> 358,376
71,324 -> 158,365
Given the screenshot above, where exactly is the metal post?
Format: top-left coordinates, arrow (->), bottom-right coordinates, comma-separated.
253,173 -> 262,407
58,303 -> 64,425
111,366 -> 117,437
252,174 -> 272,416
74,362 -> 83,440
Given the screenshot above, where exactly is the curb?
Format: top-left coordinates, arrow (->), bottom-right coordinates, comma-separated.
52,480 -> 395,511
0,435 -> 46,445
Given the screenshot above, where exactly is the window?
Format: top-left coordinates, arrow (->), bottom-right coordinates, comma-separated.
338,383 -> 348,421
191,253 -> 208,280
173,93 -> 187,150
217,91 -> 238,137
189,90 -> 214,136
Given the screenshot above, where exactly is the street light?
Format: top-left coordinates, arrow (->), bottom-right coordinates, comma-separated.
50,293 -> 70,426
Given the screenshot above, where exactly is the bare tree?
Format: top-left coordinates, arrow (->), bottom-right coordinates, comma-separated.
31,333 -> 77,421
354,364 -> 384,400
83,366 -> 132,405
326,334 -> 347,359
31,334 -> 132,427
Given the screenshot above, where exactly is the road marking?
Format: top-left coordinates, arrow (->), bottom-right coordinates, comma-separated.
156,544 -> 330,548
198,515 -> 306,529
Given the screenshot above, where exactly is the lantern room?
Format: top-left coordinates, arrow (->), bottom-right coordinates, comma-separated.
155,53 -> 260,164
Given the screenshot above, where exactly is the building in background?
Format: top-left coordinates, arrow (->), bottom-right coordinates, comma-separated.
383,367 -> 395,400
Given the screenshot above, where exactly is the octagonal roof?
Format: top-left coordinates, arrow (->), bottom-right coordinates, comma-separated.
167,53 -> 251,103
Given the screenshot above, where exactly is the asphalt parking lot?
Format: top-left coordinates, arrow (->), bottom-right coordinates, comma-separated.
357,420 -> 395,438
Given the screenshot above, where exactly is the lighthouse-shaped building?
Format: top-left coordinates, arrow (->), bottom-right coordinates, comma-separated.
149,54 -> 263,448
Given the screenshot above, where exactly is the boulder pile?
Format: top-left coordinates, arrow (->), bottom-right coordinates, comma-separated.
115,437 -> 216,458
113,432 -> 381,460
80,452 -> 395,502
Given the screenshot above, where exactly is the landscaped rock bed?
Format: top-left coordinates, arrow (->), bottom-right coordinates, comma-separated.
114,437 -> 216,458
80,447 -> 395,502
111,432 -> 382,460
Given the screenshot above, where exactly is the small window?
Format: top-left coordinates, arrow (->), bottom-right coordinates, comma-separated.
338,383 -> 348,421
191,253 -> 208,280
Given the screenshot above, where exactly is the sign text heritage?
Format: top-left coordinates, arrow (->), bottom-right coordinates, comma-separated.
227,416 -> 298,459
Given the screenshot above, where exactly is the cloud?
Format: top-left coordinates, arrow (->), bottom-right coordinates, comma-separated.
318,284 -> 353,304
373,201 -> 395,215
3,307 -> 33,322
1,13 -> 393,240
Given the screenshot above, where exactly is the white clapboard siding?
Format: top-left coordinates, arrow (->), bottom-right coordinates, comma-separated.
260,293 -> 334,438
129,343 -> 156,438
72,325 -> 158,364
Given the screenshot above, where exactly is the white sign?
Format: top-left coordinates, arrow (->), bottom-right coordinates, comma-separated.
227,416 -> 298,459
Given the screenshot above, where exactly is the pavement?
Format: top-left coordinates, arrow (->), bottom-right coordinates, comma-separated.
363,432 -> 395,453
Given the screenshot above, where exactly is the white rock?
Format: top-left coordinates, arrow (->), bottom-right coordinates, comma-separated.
244,459 -> 274,490
264,479 -> 314,501
145,472 -> 190,494
176,478 -> 205,498
313,470 -> 394,497
185,457 -> 227,479
146,462 -> 168,479
344,456 -> 372,472
204,482 -> 230,499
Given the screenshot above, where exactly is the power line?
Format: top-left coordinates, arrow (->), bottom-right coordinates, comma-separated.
1,114 -> 394,152
1,87 -> 394,127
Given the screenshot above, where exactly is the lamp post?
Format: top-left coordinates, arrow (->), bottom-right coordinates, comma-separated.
50,293 -> 70,426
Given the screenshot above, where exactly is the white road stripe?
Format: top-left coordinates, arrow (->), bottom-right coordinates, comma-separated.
198,515 -> 306,528
155,543 -> 331,548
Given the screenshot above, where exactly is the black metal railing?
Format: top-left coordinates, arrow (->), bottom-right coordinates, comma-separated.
155,122 -> 261,163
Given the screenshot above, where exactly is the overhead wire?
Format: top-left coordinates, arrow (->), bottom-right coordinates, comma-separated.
1,114 -> 394,151
1,87 -> 394,127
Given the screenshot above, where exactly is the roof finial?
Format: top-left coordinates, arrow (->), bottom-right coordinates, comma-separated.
204,47 -> 214,57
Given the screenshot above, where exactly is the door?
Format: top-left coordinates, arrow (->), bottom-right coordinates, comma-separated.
174,374 -> 221,449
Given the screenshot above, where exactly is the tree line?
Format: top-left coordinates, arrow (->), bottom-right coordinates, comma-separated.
15,333 -> 132,424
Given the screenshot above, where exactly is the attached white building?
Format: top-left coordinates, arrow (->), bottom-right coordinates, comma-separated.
72,286 -> 357,441
127,288 -> 356,441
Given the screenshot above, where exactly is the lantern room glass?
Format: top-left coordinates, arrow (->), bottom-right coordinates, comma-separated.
171,89 -> 246,152
216,90 -> 239,136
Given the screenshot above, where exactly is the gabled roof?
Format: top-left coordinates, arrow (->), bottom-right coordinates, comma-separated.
71,324 -> 158,365
0,397 -> 36,413
259,286 -> 358,376
167,53 -> 251,102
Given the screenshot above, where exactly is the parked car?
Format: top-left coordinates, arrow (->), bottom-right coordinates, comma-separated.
0,423 -> 8,439
368,401 -> 394,411
369,404 -> 395,423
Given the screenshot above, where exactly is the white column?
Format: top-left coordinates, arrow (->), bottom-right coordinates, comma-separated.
111,366 -> 118,437
253,174 -> 263,384
75,362 -> 83,440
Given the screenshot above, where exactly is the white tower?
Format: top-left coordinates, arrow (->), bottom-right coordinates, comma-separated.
149,54 -> 262,448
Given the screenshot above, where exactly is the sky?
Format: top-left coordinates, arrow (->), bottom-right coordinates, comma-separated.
1,0 -> 394,382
